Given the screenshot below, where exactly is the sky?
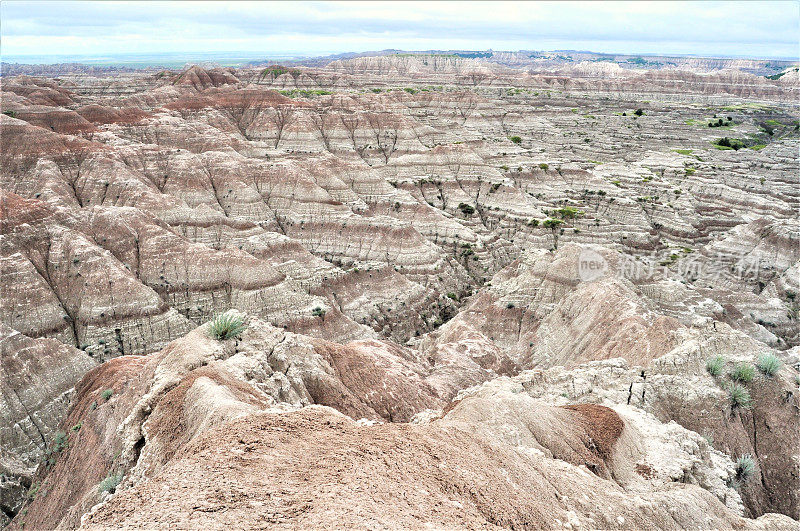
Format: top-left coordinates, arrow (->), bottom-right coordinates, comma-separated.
1,1 -> 799,61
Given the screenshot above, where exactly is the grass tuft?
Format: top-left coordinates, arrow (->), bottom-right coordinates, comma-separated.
208,312 -> 247,340
756,354 -> 781,377
729,362 -> 755,383
706,355 -> 726,377
728,383 -> 752,409
98,473 -> 123,494
53,430 -> 68,453
735,454 -> 755,481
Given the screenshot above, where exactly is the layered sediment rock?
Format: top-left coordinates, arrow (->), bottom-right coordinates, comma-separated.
9,316 -> 797,529
1,56 -> 798,527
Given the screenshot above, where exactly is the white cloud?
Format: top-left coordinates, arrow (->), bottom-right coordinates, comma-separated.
1,1 -> 798,59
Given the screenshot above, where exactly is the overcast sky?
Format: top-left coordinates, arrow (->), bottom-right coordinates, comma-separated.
2,1 -> 798,59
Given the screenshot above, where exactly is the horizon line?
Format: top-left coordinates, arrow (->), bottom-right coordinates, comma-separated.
2,48 -> 798,65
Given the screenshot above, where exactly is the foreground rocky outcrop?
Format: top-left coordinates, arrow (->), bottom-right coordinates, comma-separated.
6,315 -> 796,530
0,326 -> 95,525
5,308 -> 798,529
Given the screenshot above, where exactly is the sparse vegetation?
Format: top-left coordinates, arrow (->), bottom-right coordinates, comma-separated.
53,430 -> 68,452
509,136 -> 522,144
728,383 -> 752,409
707,117 -> 732,128
706,355 -> 725,377
713,137 -> 746,150
730,362 -> 755,383
98,473 -> 123,494
542,218 -> 565,248
311,306 -> 327,318
208,312 -> 247,340
553,206 -> 585,221
458,202 -> 475,216
101,389 -> 114,401
756,354 -> 781,377
735,454 -> 755,481
260,65 -> 290,79
279,89 -> 332,98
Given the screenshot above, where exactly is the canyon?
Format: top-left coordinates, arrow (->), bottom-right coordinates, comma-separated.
1,51 -> 799,529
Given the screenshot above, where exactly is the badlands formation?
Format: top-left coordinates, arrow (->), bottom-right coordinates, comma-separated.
1,53 -> 799,529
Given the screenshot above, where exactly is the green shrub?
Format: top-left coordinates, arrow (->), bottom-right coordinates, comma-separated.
279,89 -> 332,98
735,454 -> 755,481
728,383 -> 752,409
311,306 -> 326,318
53,431 -> 68,452
542,218 -> 564,230
714,137 -> 746,150
509,136 -> 522,144
553,206 -> 585,220
208,312 -> 247,340
539,163 -> 549,171
260,65 -> 289,78
3,110 -> 17,118
98,473 -> 123,494
101,389 -> 113,401
706,355 -> 726,377
730,363 -> 755,383
458,203 -> 475,216
634,108 -> 644,116
756,354 -> 781,376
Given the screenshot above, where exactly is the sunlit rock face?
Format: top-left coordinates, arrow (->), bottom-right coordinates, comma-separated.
1,57 -> 798,528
